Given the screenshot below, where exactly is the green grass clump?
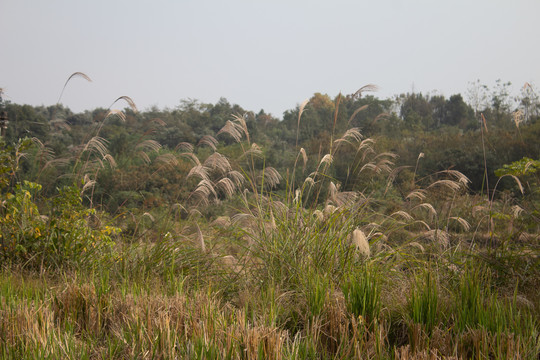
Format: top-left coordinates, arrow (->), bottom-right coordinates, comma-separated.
342,264 -> 381,324
408,270 -> 439,333
456,267 -> 537,336
305,273 -> 330,317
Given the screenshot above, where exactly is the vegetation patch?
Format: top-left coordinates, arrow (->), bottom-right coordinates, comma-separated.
0,79 -> 539,358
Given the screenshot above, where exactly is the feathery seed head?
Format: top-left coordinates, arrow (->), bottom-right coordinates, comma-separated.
81,174 -> 96,194
142,212 -> 155,222
176,142 -> 194,153
428,179 -> 462,192
412,203 -> 437,218
423,229 -> 450,248
244,143 -> 263,158
262,167 -> 282,189
349,228 -> 370,258
218,120 -> 243,142
303,176 -> 315,188
216,177 -> 236,198
211,216 -> 231,227
323,204 -> 337,219
319,154 -> 333,168
111,95 -> 138,113
352,84 -> 378,98
332,191 -> 358,208
313,210 -> 324,222
227,170 -> 245,187
347,105 -> 369,126
179,152 -> 201,166
198,135 -> 218,150
136,139 -> 162,153
232,114 -> 250,142
204,152 -> 231,174
155,153 -> 179,168
513,110 -> 524,128
105,109 -> 126,122
449,217 -> 471,232
406,189 -> 427,201
187,165 -> 210,181
408,242 -> 425,252
391,210 -> 413,222
299,148 -> 308,171
511,205 -> 524,218
103,154 -> 117,169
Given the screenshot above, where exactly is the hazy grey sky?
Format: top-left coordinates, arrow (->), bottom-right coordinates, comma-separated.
1,0 -> 539,117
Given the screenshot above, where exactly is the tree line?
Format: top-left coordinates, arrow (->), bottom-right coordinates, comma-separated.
0,80 -> 539,213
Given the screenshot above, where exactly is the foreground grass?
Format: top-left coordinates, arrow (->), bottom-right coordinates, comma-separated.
1,233 -> 538,359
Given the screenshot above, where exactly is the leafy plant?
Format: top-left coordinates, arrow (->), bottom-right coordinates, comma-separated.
0,182 -> 118,269
495,157 -> 540,177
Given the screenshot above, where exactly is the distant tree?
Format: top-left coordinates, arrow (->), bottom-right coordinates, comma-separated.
253,110 -> 279,143
4,104 -> 50,141
399,93 -> 433,130
429,95 -> 446,128
444,94 -> 476,129
209,97 -> 245,134
281,93 -> 335,145
466,79 -> 489,119
490,79 -> 513,116
516,82 -> 540,124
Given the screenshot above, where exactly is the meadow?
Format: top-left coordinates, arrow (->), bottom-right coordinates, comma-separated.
0,78 -> 539,359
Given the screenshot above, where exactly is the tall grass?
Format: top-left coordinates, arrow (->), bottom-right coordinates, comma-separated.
408,270 -> 438,334
342,264 -> 381,324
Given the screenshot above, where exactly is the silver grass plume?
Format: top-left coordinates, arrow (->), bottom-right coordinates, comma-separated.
198,135 -> 218,150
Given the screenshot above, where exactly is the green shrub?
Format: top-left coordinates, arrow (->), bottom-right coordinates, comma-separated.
0,182 -> 118,269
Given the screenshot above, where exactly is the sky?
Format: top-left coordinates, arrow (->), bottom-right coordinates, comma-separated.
1,0 -> 539,118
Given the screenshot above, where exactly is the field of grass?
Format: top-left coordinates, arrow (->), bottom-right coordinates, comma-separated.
0,84 -> 539,359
